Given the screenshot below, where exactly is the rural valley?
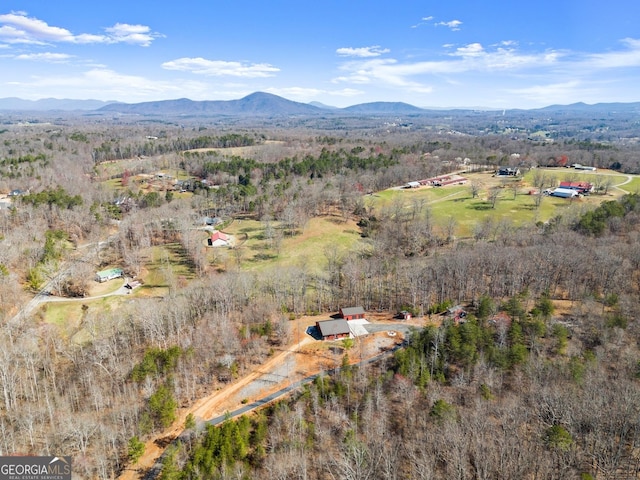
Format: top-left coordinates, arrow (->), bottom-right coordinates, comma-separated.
1,97 -> 640,479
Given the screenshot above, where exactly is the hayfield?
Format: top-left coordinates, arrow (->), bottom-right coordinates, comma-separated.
367,171 -> 625,238
221,215 -> 363,273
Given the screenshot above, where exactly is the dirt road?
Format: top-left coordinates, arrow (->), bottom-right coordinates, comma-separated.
118,314 -> 411,479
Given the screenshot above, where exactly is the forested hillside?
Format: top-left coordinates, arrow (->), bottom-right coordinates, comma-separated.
0,113 -> 639,479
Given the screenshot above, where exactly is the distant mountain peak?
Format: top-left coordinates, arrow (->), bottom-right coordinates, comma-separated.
97,92 -> 322,116
342,101 -> 425,114
2,93 -> 639,116
309,101 -> 338,110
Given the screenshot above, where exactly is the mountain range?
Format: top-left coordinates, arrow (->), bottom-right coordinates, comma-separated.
0,92 -> 639,116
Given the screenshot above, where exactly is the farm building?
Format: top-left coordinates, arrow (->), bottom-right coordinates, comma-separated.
339,306 -> 366,320
573,164 -> 597,171
95,268 -> 124,283
551,187 -> 579,198
419,174 -> 467,187
208,230 -> 230,247
558,181 -> 594,194
316,319 -> 351,341
497,167 -> 520,177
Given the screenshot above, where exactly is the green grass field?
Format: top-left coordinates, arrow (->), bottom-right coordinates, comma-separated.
367,171 -> 624,238
222,216 -> 363,273
520,168 -> 628,189
616,176 -> 640,194
40,295 -> 125,344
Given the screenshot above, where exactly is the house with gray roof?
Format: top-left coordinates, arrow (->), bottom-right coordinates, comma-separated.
316,319 -> 351,341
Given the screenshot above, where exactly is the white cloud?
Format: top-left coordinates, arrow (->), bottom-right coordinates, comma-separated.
452,43 -> 484,58
329,88 -> 364,97
162,57 -> 280,77
0,13 -> 74,44
336,46 -> 390,57
329,37 -> 640,106
104,23 -> 157,47
411,15 -> 434,28
332,74 -> 371,84
14,52 -> 72,62
579,37 -> 640,69
508,81 -> 589,104
0,12 -> 160,46
436,19 -> 462,31
335,58 -> 435,93
6,68 -> 208,101
333,43 -> 568,95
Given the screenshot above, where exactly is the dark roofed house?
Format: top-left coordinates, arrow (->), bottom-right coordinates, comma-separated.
497,167 -> 520,177
339,306 -> 366,320
316,319 -> 351,341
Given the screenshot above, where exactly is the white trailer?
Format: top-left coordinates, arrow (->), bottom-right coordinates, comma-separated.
551,187 -> 579,198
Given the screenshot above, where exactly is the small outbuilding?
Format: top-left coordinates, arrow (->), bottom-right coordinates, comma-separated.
497,167 -> 520,177
316,319 -> 351,341
95,268 -> 124,283
208,230 -> 230,247
339,306 -> 366,320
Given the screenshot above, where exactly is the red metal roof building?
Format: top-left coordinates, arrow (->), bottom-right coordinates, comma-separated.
558,181 -> 594,193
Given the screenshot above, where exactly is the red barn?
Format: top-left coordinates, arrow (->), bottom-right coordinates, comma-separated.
559,181 -> 593,194
339,306 -> 366,320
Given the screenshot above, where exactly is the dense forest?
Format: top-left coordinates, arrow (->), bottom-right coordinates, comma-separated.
0,111 -> 639,479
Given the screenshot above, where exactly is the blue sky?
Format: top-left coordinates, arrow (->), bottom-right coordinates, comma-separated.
1,1 -> 639,108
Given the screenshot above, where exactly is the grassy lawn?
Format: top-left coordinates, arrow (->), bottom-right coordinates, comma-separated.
40,295 -> 126,344
222,216 -> 363,273
371,185 -> 467,208
367,171 -> 621,238
616,176 -> 640,194
427,189 -> 593,237
136,243 -> 197,296
521,168 -> 629,191
88,277 -> 124,296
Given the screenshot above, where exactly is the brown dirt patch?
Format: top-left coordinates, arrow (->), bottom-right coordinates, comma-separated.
117,312 -> 410,479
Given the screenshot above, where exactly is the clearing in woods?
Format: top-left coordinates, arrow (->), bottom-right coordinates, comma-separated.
118,312 -> 415,480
